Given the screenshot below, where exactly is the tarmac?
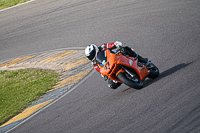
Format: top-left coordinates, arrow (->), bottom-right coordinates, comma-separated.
0,48 -> 92,133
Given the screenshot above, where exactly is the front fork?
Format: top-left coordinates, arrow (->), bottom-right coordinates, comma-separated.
116,66 -> 141,83
122,66 -> 135,78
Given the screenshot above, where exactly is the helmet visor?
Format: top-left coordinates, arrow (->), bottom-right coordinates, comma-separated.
87,48 -> 96,61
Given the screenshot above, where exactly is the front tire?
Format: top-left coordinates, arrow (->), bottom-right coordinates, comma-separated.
117,72 -> 143,89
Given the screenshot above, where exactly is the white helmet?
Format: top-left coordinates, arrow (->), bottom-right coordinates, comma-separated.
85,44 -> 99,61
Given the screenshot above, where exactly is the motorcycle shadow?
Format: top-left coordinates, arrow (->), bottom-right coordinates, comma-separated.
143,62 -> 192,88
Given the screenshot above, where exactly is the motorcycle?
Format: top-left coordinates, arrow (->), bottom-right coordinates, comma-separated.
96,48 -> 159,89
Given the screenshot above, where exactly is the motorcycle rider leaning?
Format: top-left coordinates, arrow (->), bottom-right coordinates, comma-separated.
85,41 -> 148,89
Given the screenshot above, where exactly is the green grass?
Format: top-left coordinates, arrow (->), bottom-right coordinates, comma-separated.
0,0 -> 30,10
0,69 -> 60,125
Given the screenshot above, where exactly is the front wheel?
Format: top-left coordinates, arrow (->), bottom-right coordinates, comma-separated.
117,72 -> 143,89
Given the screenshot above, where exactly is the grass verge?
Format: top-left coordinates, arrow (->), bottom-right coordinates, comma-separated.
0,0 -> 30,10
0,69 -> 60,125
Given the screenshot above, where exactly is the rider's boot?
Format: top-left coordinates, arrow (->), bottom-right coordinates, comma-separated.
108,78 -> 122,89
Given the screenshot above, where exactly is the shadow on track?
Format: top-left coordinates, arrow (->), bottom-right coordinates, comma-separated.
122,62 -> 192,92
144,62 -> 192,87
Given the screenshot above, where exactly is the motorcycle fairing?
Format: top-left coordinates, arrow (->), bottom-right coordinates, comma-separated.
97,49 -> 150,81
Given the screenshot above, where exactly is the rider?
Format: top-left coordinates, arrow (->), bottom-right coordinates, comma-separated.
85,41 -> 148,89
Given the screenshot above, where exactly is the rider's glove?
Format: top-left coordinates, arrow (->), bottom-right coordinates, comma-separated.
100,44 -> 106,51
114,41 -> 122,48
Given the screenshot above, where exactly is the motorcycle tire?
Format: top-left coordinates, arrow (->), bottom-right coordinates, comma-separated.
147,63 -> 159,79
117,72 -> 143,89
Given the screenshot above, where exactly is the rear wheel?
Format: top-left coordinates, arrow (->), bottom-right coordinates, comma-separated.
117,72 -> 143,89
147,63 -> 159,79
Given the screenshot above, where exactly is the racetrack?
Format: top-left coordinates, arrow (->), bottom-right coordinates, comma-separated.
0,0 -> 200,133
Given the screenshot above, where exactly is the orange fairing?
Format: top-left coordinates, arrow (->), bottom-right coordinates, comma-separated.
116,55 -> 149,80
98,50 -> 117,76
97,49 -> 150,81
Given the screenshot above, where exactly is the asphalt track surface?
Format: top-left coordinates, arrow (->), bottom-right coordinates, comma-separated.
0,0 -> 200,133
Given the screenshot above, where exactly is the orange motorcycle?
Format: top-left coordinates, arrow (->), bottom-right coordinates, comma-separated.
96,48 -> 159,89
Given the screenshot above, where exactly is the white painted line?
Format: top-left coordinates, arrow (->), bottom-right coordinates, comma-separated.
0,47 -> 85,64
6,70 -> 95,133
0,0 -> 35,13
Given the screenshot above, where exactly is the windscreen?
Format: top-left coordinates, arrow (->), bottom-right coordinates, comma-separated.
96,51 -> 107,67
